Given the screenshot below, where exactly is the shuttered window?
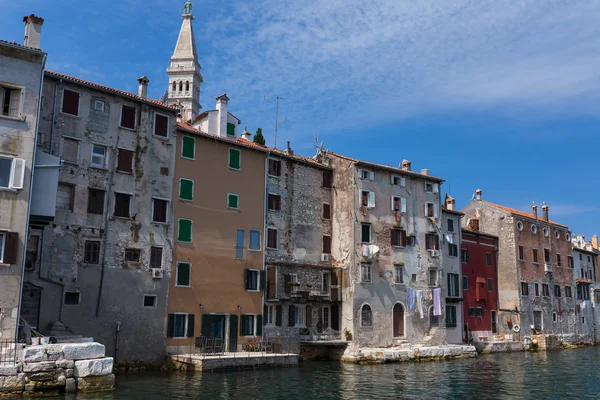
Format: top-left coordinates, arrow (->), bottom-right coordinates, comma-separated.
62,138 -> 79,163
152,198 -> 168,223
322,235 -> 331,254
240,315 -> 255,336
150,247 -> 163,268
117,149 -> 134,173
62,89 -> 79,116
228,193 -> 239,209
1,86 -> 22,117
114,193 -> 131,218
229,148 -> 241,170
120,105 -> 136,129
182,136 -> 195,159
154,113 -> 169,137
227,122 -> 236,137
267,228 -> 277,249
323,204 -> 331,219
84,241 -> 100,264
167,313 -> 194,338
391,229 -> 407,247
87,188 -> 105,215
179,179 -> 193,200
176,262 -> 191,286
178,219 -> 192,242
56,183 -> 74,211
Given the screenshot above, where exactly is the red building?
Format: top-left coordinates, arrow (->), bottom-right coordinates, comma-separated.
461,229 -> 499,341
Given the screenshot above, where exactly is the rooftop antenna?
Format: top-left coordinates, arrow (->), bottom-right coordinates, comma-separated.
264,95 -> 287,148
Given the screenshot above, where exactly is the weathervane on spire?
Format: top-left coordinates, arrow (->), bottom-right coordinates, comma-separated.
182,0 -> 192,15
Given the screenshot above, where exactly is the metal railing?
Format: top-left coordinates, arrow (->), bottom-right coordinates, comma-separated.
172,336 -> 288,360
0,340 -> 17,365
299,327 -> 342,341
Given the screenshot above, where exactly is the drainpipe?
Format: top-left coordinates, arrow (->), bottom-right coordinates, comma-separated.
16,52 -> 47,341
49,78 -> 59,155
262,151 -> 270,339
351,162 -> 357,337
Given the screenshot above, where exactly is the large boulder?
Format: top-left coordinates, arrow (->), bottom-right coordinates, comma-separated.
74,358 -> 113,378
63,343 -> 105,360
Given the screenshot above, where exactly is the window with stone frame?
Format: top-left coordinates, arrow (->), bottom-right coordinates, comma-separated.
322,235 -> 331,254
542,283 -> 550,297
114,193 -> 131,218
117,149 -> 134,173
361,263 -> 372,283
268,194 -> 281,211
152,198 -> 168,223
521,281 -> 529,296
395,264 -> 404,284
391,229 -> 407,247
150,247 -> 163,268
267,228 -> 278,249
120,105 -> 136,129
87,188 -> 105,215
361,304 -> 372,327
84,241 -> 100,264
268,158 -> 281,176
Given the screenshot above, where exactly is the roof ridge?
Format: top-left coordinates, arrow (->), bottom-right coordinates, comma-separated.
482,201 -> 568,228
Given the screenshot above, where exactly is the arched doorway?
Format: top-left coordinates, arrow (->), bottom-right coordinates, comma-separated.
393,303 -> 404,337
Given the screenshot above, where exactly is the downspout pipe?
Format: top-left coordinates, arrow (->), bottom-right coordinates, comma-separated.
16,52 -> 47,341
262,151 -> 270,337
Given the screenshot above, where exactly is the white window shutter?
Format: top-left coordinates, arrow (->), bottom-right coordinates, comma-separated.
10,158 -> 26,189
391,196 -> 395,211
425,203 -> 428,216
368,192 -> 375,208
401,197 -> 407,213
390,175 -> 395,185
401,177 -> 406,187
434,204 -> 439,218
433,183 -> 439,193
369,171 -> 375,181
9,89 -> 21,117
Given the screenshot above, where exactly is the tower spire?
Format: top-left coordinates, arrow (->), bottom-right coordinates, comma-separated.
167,1 -> 203,122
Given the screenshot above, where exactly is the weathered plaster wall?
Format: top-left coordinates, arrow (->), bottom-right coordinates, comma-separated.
442,210 -> 463,344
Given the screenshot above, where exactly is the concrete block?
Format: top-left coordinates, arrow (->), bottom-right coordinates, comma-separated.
0,373 -> 25,392
65,377 -> 76,393
63,343 -> 106,360
74,357 -> 113,377
56,359 -> 74,369
77,374 -> 115,392
23,361 -> 56,372
0,364 -> 18,376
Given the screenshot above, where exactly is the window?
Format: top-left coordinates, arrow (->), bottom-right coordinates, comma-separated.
425,183 -> 433,193
425,202 -> 437,218
265,305 -> 274,325
446,306 -> 457,327
486,253 -> 492,266
84,241 -> 100,264
227,193 -> 239,209
154,113 -> 169,138
61,89 -> 79,116
323,204 -> 331,219
463,276 -> 468,290
94,100 -> 105,112
534,283 -> 540,297
228,148 -> 241,170
448,273 -> 459,297
429,270 -> 438,287
531,224 -> 537,234
322,272 -> 330,293
322,171 -> 332,188
553,312 -> 557,323
412,274 -> 417,283
267,228 -> 278,249
151,198 -> 168,223
0,85 -> 22,118
143,295 -> 157,308
425,233 -> 439,250
87,188 -> 105,215
568,256 -> 574,268
557,254 -> 562,267
565,286 -> 572,297
236,230 -> 245,259
461,249 -> 470,263
226,122 -> 236,137
554,285 -> 561,297
544,248 -> 550,263
518,246 -> 524,261
395,265 -> 404,284
176,262 -> 191,286
448,243 -> 458,257
516,221 -> 523,231
179,178 -> 194,201
150,247 -> 163,268
474,307 -> 484,317
543,227 -> 549,237
56,183 -> 74,211
361,263 -> 372,283
555,230 -> 560,240
117,149 -> 134,173
62,138 -> 79,163
447,218 -> 455,232
245,269 -> 259,291
114,193 -> 131,218
120,105 -> 136,129
241,315 -> 255,336
533,249 -> 538,264
268,194 -> 281,211
124,248 -> 141,262
167,313 -> 194,338
322,235 -> 331,254
268,159 -> 281,176
361,190 -> 375,208
361,224 -> 371,243
181,136 -> 195,159
521,282 -> 529,296
64,292 -> 80,305
294,305 -> 307,327
249,230 -> 261,251
487,278 -> 493,292
361,305 -> 372,327
178,219 -> 192,242
596,292 -> 600,304
91,145 -> 107,168
391,175 -> 405,186
391,229 -> 407,247
359,169 -> 373,180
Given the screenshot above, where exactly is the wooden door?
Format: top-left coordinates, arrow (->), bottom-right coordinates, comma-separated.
393,303 -> 404,337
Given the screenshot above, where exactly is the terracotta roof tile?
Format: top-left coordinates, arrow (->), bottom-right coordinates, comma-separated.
45,70 -> 178,111
0,39 -> 45,52
483,201 -> 569,229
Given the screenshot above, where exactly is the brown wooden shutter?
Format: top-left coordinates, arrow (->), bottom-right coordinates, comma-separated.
120,105 -> 136,129
288,305 -> 295,327
62,90 -> 79,115
323,236 -> 331,254
401,230 -> 407,247
154,114 -> 169,138
284,274 -> 291,294
306,305 -> 312,328
117,149 -> 134,173
4,232 -> 19,264
323,204 -> 331,219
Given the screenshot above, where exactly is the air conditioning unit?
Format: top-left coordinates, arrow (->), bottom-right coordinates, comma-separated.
151,268 -> 164,279
544,262 -> 552,273
321,253 -> 331,262
429,249 -> 440,257
24,261 -> 35,271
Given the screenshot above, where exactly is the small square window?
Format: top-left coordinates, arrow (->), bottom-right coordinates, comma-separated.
425,183 -> 433,192
64,292 -> 80,305
143,295 -> 157,308
120,105 -> 136,129
228,193 -> 239,209
124,248 -> 141,262
94,100 -> 105,112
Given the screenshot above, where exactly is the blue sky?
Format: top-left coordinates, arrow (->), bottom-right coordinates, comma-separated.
2,0 -> 600,238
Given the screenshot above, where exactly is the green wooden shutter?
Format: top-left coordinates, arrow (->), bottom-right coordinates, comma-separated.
229,149 -> 240,170
201,314 -> 211,337
176,262 -> 190,286
276,305 -> 282,326
256,315 -> 263,336
288,305 -> 295,327
167,314 -> 175,338
260,270 -> 266,291
229,315 -> 238,351
182,136 -> 195,159
227,122 -> 236,136
187,314 -> 195,337
179,179 -> 193,200
178,219 -> 192,242
228,194 -> 239,209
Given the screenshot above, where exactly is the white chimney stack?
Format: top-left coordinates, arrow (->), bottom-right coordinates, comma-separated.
23,14 -> 44,49
475,188 -> 482,201
137,76 -> 149,98
241,126 -> 251,141
216,94 -> 229,138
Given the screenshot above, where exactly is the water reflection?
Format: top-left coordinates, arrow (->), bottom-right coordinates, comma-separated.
45,347 -> 600,400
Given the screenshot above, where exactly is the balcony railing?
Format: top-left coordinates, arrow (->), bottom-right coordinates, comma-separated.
299,327 -> 342,341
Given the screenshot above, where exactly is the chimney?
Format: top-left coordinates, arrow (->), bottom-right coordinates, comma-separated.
23,14 -> 44,49
137,76 -> 149,98
420,168 -> 430,176
216,94 -> 229,138
401,160 -> 411,171
532,202 -> 538,219
592,235 -> 598,250
475,189 -> 482,201
241,126 -> 251,141
285,141 -> 294,156
445,195 -> 456,211
542,202 -> 549,221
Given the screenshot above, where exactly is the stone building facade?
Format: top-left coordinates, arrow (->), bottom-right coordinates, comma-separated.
442,198 -> 464,344
316,152 -> 445,347
461,190 -> 575,338
25,70 -> 178,364
0,15 -> 47,340
571,235 -> 599,340
262,144 -> 339,350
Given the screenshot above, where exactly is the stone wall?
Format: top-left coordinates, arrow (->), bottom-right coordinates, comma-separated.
0,342 -> 114,396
